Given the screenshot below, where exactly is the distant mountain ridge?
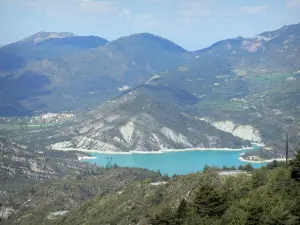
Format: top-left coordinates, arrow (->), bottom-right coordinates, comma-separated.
0,31 -> 189,115
108,32 -> 187,53
47,23 -> 300,156
1,32 -> 109,60
16,31 -> 75,44
1,24 -> 300,157
196,23 -> 300,70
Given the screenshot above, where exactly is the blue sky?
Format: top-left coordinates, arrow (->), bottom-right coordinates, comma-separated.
1,0 -> 300,50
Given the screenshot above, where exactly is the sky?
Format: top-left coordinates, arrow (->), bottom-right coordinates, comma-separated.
1,0 -> 300,50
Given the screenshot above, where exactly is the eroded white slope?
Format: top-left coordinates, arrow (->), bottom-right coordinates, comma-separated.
51,88 -> 250,152
212,120 -> 262,143
119,121 -> 134,144
160,127 -> 192,147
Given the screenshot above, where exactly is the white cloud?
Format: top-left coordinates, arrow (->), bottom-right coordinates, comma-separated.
240,5 -> 269,14
180,9 -> 212,17
138,13 -> 153,20
286,0 -> 300,8
77,0 -> 117,14
177,1 -> 232,25
179,8 -> 213,25
119,8 -> 132,20
135,13 -> 159,28
182,17 -> 194,25
6,0 -> 119,16
146,21 -> 157,27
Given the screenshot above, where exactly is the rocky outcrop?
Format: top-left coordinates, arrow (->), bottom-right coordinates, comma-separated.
206,120 -> 262,143
51,85 -> 250,152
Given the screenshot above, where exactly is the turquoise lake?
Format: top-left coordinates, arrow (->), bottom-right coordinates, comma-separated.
85,148 -> 266,175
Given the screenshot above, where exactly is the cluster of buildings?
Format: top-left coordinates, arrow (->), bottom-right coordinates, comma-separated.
29,113 -> 75,123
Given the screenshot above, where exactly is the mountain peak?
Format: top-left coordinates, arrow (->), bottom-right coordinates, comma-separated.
21,31 -> 75,44
109,32 -> 187,53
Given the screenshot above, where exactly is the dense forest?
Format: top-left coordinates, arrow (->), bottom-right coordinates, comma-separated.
2,152 -> 300,225
149,153 -> 300,225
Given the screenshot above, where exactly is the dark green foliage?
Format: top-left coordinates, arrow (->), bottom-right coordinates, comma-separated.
203,164 -> 210,172
176,199 -> 187,220
290,196 -> 300,224
252,169 -> 268,188
157,169 -> 162,176
222,165 -> 237,171
193,184 -> 227,218
246,203 -> 263,225
3,164 -> 299,225
238,163 -> 254,172
162,175 -> 170,181
203,164 -> 237,172
203,164 -> 220,172
144,164 -> 300,225
266,160 -> 285,170
291,151 -> 300,181
150,207 -> 177,225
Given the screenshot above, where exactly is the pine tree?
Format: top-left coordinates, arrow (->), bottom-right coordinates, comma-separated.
290,196 -> 300,223
203,164 -> 210,173
157,169 -> 162,176
193,184 -> 227,218
149,207 -> 176,225
176,199 -> 187,219
291,150 -> 300,181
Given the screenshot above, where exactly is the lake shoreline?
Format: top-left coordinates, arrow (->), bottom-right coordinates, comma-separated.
78,156 -> 97,160
50,145 -> 265,174
51,146 -> 255,155
238,157 -> 286,164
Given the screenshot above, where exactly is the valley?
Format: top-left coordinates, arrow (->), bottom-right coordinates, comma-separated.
1,23 -> 300,160
1,22 -> 300,224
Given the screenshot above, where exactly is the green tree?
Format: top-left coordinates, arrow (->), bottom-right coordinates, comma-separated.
221,205 -> 248,225
203,165 -> 219,173
193,184 -> 227,218
157,169 -> 162,176
291,151 -> 300,181
203,164 -> 210,173
252,169 -> 267,188
176,199 -> 188,220
263,202 -> 293,225
246,203 -> 263,225
113,163 -> 118,168
238,163 -> 254,172
290,196 -> 300,224
231,165 -> 237,170
162,174 -> 170,181
150,207 -> 176,225
266,160 -> 283,170
238,165 -> 244,171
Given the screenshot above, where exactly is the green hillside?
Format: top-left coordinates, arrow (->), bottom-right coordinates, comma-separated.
2,155 -> 300,225
54,157 -> 300,225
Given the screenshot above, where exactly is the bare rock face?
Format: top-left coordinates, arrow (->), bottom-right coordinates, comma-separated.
21,32 -> 75,44
241,40 -> 263,53
209,120 -> 262,143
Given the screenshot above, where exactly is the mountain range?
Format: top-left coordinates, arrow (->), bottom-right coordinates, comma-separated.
1,23 -> 300,158
0,31 -> 188,115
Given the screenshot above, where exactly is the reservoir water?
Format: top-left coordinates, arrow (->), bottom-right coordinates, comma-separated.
85,148 -> 266,175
